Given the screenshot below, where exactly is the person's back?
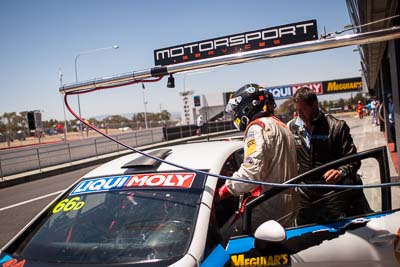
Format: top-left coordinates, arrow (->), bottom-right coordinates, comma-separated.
220,83 -> 298,230
229,116 -> 297,227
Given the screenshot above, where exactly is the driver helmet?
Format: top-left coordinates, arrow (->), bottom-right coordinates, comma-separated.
226,83 -> 276,131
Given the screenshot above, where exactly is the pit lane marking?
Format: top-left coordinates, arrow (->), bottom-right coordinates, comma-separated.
0,190 -> 64,211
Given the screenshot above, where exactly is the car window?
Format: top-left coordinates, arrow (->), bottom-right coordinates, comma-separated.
15,188 -> 202,264
220,148 -> 243,177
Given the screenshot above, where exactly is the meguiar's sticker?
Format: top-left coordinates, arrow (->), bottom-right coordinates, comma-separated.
53,197 -> 85,214
229,253 -> 290,267
70,173 -> 196,195
245,139 -> 257,157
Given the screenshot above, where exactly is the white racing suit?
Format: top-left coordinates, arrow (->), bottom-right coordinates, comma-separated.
226,116 -> 298,230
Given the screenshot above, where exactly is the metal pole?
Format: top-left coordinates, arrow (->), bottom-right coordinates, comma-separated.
74,55 -> 83,137
0,157 -> 3,180
67,143 -> 72,162
94,139 -> 98,157
74,45 -> 119,137
59,69 -> 68,141
142,83 -> 148,129
36,148 -> 42,171
60,27 -> 400,94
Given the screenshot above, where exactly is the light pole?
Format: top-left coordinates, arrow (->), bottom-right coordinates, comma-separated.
59,69 -> 68,141
142,83 -> 148,129
74,44 -> 119,136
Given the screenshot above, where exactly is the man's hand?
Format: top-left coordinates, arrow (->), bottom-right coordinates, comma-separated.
323,169 -> 343,184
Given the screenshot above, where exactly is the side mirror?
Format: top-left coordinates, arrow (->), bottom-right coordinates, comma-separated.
254,220 -> 286,242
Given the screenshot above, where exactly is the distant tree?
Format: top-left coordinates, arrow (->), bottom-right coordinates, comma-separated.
322,100 -> 328,109
338,98 -> 345,107
88,117 -> 100,127
104,115 -> 129,128
278,99 -> 295,116
353,93 -> 366,104
160,110 -> 171,121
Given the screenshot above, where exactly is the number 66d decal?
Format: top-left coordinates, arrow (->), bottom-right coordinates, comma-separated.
53,197 -> 85,214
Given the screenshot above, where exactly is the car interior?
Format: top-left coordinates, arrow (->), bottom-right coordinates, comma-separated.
208,146 -> 395,255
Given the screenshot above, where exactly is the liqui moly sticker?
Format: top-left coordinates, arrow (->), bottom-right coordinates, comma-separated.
70,173 -> 196,195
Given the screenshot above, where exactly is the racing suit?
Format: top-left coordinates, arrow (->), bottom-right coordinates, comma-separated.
287,111 -> 371,224
225,112 -> 298,230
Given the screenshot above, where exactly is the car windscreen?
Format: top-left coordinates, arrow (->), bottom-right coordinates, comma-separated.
14,172 -> 205,265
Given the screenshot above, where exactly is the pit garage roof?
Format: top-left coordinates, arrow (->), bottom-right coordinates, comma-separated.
346,0 -> 398,93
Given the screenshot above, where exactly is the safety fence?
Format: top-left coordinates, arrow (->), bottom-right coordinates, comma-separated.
0,121 -> 235,178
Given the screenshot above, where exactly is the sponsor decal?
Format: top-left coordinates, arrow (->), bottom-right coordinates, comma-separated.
247,131 -> 255,139
53,197 -> 85,213
243,157 -> 255,168
247,86 -> 256,93
266,87 -> 292,99
257,77 -> 361,100
324,77 -> 362,94
70,173 -> 196,195
230,253 -> 290,267
245,139 -> 257,157
2,259 -> 26,267
292,82 -> 323,95
0,255 -> 12,264
154,20 -> 317,66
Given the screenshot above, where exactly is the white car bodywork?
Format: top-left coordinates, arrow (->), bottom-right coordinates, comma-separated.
1,140 -> 399,267
86,140 -> 244,266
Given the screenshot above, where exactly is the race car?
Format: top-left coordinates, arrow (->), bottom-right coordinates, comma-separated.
0,140 -> 399,266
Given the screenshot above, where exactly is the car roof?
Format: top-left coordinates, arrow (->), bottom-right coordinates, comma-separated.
84,140 -> 243,178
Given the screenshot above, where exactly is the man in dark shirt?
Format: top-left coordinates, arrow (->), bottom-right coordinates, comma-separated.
287,87 -> 372,225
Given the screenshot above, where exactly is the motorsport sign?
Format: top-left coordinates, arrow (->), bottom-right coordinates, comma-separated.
154,19 -> 318,66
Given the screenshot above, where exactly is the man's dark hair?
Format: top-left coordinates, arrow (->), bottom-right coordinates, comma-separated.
293,86 -> 318,105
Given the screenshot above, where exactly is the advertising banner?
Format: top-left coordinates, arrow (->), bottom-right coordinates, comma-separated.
222,77 -> 361,105
292,82 -> 323,95
265,86 -> 293,99
323,77 -> 362,94
154,20 -> 318,66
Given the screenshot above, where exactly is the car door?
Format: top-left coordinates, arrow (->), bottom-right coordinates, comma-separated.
203,146 -> 400,266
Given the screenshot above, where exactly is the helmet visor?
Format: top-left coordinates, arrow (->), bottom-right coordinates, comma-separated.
225,96 -> 242,113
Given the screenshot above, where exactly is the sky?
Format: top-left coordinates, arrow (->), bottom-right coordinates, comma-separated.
0,0 -> 361,121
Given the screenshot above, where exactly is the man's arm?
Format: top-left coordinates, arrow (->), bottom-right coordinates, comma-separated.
338,122 -> 361,175
323,121 -> 360,184
225,124 -> 267,196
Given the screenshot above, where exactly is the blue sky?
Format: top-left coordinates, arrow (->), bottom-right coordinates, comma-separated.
0,0 -> 360,121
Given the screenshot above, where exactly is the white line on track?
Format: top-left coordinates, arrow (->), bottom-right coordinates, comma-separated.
0,190 -> 64,211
